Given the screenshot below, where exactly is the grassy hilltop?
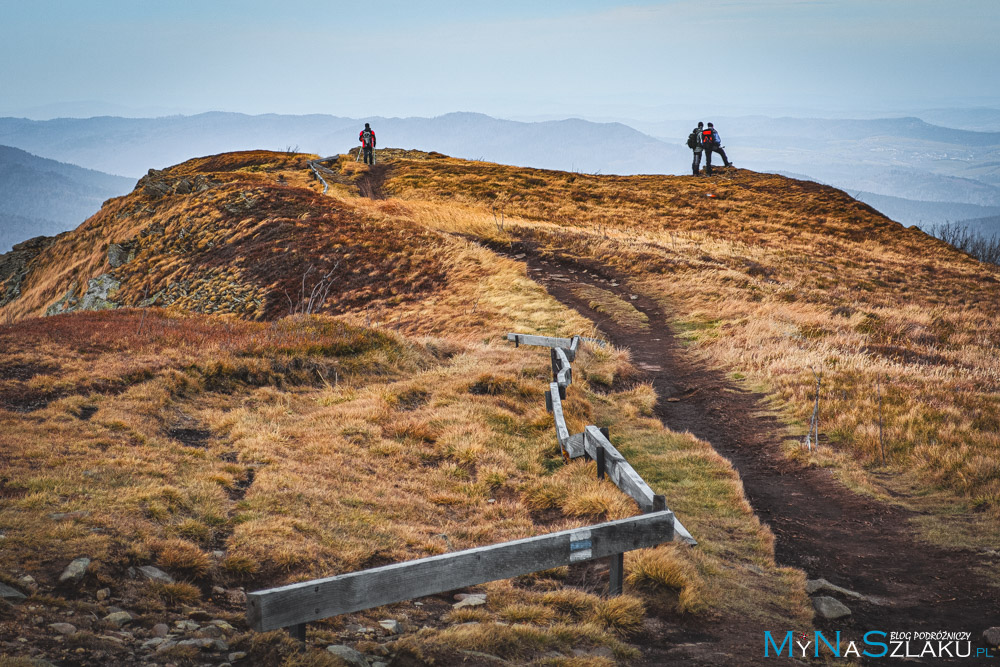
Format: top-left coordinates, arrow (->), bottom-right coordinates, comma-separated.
0,148 -> 997,665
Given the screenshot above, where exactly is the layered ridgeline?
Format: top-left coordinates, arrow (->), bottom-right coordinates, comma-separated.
0,145 -> 134,253
1,149 -> 998,665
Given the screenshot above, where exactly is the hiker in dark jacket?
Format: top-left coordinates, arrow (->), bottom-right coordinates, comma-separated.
359,123 -> 376,164
701,122 -> 732,175
689,121 -> 704,175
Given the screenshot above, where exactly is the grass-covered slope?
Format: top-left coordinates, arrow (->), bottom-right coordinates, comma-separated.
2,147 -> 996,665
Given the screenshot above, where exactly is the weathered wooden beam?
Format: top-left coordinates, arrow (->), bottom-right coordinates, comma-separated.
549,382 -> 571,451
563,432 -> 586,458
248,511 -> 675,631
554,347 -> 572,388
583,427 -> 697,545
507,333 -> 576,349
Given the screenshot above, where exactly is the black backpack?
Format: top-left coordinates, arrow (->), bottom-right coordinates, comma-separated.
687,131 -> 699,149
362,129 -> 373,147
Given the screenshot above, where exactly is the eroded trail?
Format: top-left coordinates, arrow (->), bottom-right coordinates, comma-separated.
504,243 -> 1000,664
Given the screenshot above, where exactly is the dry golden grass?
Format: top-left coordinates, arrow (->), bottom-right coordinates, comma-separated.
376,152 -> 1000,548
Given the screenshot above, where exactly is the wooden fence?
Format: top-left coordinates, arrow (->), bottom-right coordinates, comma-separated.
245,331 -> 688,637
248,510 -> 674,633
507,332 -> 696,545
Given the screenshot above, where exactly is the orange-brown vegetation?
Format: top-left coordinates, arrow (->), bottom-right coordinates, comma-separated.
4,146 -> 993,663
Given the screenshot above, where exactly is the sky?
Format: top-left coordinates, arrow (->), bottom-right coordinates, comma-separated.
2,0 -> 999,121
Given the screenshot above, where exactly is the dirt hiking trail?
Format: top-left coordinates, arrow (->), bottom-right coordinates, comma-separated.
501,241 -> 1000,665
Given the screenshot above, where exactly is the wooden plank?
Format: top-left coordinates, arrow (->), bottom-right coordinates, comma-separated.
584,427 -> 697,545
248,511 -> 675,631
554,348 -> 572,388
550,382 -> 571,448
564,432 -> 585,458
507,333 -> 575,349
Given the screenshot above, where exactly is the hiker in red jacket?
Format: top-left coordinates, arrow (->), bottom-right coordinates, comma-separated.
701,122 -> 732,175
359,123 -> 376,164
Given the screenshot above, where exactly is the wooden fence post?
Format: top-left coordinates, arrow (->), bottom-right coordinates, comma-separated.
609,553 -> 624,596
596,445 -> 606,480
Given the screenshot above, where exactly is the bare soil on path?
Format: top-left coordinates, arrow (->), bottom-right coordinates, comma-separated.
500,241 -> 1000,665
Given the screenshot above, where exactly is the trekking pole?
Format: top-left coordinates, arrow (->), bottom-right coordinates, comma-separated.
355,147 -> 362,162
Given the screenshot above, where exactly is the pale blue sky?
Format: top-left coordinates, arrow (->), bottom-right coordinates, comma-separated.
2,0 -> 998,120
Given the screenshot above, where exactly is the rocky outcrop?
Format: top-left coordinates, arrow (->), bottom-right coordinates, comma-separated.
0,235 -> 57,307
46,274 -> 121,316
136,169 -> 216,199
107,240 -> 139,268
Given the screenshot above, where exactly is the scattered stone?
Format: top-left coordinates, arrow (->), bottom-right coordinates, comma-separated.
177,637 -> 215,650
138,565 -> 174,584
174,619 -> 199,632
812,596 -> 851,620
142,637 -> 167,649
212,586 -> 226,595
59,558 -> 91,584
378,619 -> 401,634
346,623 -> 375,634
228,652 -> 248,662
226,589 -> 247,605
96,588 -> 110,601
326,645 -> 368,667
151,623 -> 170,637
107,242 -> 138,268
18,575 -> 37,589
453,593 -> 487,608
210,619 -> 236,633
212,639 -> 230,652
212,550 -> 225,559
155,641 -> 179,653
49,622 -> 77,635
104,611 -> 133,627
196,625 -> 223,638
985,627 -> 1000,647
372,662 -> 388,667
806,578 -> 866,600
458,650 -> 509,664
45,274 -> 121,316
0,583 -> 26,603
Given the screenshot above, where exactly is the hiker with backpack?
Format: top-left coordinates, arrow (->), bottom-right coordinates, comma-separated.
701,122 -> 732,175
687,122 -> 704,175
359,123 -> 376,165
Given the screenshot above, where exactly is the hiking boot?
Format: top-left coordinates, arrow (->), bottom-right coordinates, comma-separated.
725,163 -> 734,168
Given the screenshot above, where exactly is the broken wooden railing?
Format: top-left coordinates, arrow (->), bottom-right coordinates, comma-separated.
507,332 -> 696,546
248,511 -> 674,635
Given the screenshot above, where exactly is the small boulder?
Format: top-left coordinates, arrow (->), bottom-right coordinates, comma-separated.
138,566 -> 174,584
812,596 -> 851,620
453,594 -> 487,609
59,558 -> 91,584
210,619 -> 236,633
0,582 -> 26,603
229,652 -> 248,662
96,588 -> 110,601
104,611 -> 133,627
985,627 -> 1000,647
378,619 -> 401,634
326,645 -> 368,667
49,622 -> 77,635
151,623 -> 170,637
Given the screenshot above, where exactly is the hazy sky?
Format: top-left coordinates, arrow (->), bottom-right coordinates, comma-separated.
2,0 -> 998,121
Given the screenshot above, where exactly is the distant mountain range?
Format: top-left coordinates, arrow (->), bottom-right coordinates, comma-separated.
0,146 -> 134,253
0,112 -> 688,179
3,110 -> 1000,250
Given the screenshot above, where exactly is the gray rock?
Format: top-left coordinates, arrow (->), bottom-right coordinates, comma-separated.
228,652 -> 248,662
107,242 -> 138,268
104,611 -> 133,627
177,637 -> 215,650
46,274 -> 121,316
196,625 -> 223,638
174,619 -> 199,632
378,619 -> 401,634
48,622 -> 76,635
96,587 -> 110,601
142,637 -> 167,649
17,575 -> 36,590
59,557 -> 91,584
138,565 -> 174,584
805,578 -> 866,600
155,640 -> 178,653
151,623 -> 170,637
211,639 -> 230,652
453,593 -> 487,608
0,582 -> 26,602
210,619 -> 236,633
49,510 -> 90,521
985,627 -> 1000,647
326,644 -> 368,667
174,179 -> 192,195
812,596 -> 851,620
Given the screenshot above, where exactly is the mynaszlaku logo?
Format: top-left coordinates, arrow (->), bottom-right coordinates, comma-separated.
764,631 -> 995,659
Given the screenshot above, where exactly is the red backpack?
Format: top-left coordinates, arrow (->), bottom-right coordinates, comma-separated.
701,129 -> 714,146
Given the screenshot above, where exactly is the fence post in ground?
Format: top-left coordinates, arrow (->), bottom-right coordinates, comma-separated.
609,553 -> 624,596
287,623 -> 306,644
596,445 -> 606,480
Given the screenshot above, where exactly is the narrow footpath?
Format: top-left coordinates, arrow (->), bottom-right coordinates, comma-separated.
502,241 -> 1000,665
